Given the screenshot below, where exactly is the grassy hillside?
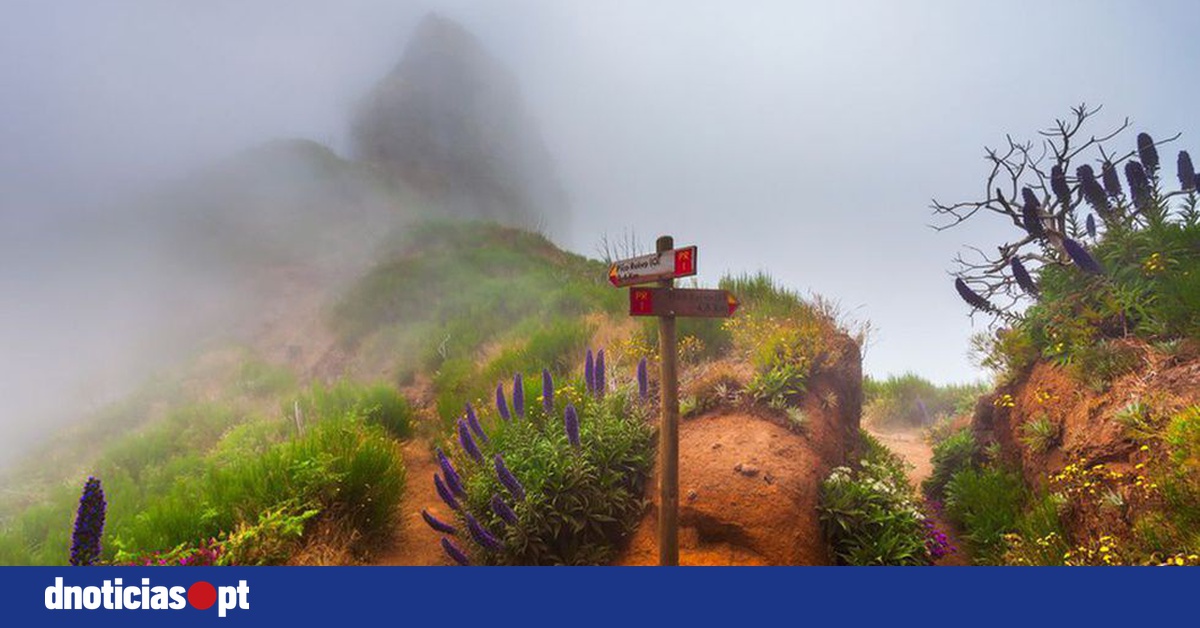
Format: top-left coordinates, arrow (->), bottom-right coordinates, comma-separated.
0,217 -> 872,566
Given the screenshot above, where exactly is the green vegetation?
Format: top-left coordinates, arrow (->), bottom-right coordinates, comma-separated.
922,427 -> 982,500
862,373 -> 985,428
294,380 -> 414,440
0,378 -> 408,565
818,431 -> 941,565
722,272 -> 840,411
431,370 -> 654,566
943,466 -> 1026,564
121,417 -> 403,561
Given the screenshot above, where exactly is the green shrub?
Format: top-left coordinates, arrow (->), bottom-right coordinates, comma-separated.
433,376 -> 654,566
944,466 -> 1026,564
922,428 -> 981,500
818,431 -> 930,565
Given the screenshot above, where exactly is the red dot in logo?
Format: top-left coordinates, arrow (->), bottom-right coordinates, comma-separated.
188,581 -> 217,610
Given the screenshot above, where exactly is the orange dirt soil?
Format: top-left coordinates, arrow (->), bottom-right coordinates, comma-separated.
374,438 -> 452,566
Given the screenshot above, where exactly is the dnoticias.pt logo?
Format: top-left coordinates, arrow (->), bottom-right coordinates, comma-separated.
45,577 -> 249,617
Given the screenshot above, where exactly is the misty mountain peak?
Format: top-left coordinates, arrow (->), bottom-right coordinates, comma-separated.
351,13 -> 568,236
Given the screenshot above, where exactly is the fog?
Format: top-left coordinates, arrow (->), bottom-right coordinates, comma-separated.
3,1 -> 1199,466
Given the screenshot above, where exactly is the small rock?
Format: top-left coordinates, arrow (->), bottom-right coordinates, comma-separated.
735,463 -> 759,477
712,442 -> 722,450
763,473 -> 775,485
687,489 -> 698,502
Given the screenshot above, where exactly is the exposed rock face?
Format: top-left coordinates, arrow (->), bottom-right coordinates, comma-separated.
351,14 -> 568,236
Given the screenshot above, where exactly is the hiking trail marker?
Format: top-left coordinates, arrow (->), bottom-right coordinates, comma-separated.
609,236 -> 738,566
608,245 -> 697,287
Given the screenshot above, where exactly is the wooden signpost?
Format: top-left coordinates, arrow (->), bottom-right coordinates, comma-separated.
609,236 -> 737,566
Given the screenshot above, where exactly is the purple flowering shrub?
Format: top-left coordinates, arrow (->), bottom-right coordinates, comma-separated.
941,113 -> 1200,384
426,353 -> 654,565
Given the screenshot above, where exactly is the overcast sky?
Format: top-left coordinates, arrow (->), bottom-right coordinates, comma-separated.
3,0 -> 1199,389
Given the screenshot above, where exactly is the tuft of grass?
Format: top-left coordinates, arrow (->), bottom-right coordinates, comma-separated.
1019,414 -> 1060,453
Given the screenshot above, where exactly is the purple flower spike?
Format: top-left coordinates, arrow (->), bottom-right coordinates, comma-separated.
1101,161 -> 1123,198
458,419 -> 484,464
954,278 -> 995,313
70,476 -> 106,566
1137,132 -> 1159,174
1063,238 -> 1104,275
565,404 -> 581,450
1086,213 -> 1097,239
1178,151 -> 1195,191
434,474 -> 460,511
1011,257 -> 1039,297
494,454 -> 526,501
1050,165 -> 1071,209
585,349 -> 595,393
637,357 -> 649,400
466,513 -> 503,552
491,494 -> 519,526
512,373 -> 525,417
465,403 -> 488,445
422,509 -> 458,535
542,369 -> 554,414
595,349 -> 606,398
1077,165 -> 1110,215
1020,188 -> 1045,239
436,448 -> 466,498
496,384 -> 511,421
1125,160 -> 1152,212
441,537 -> 471,566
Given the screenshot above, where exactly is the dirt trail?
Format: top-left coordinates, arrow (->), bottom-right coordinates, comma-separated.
866,424 -> 970,566
867,426 -> 934,487
374,438 -> 451,566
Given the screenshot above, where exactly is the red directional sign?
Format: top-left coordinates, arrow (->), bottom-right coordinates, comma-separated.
608,246 -> 698,287
628,287 -> 739,318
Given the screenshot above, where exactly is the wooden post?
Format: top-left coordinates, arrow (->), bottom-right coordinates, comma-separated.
656,235 -> 680,567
